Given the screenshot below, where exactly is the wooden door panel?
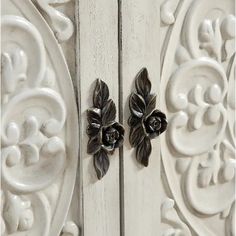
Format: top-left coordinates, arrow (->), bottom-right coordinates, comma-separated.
1,0 -> 235,235
78,1 -> 120,236
121,1 -> 161,236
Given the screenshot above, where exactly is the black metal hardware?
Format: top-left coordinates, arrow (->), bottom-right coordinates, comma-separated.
87,79 -> 124,179
128,68 -> 167,167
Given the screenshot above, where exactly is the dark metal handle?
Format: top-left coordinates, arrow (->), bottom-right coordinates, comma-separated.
87,79 -> 124,179
128,68 -> 167,167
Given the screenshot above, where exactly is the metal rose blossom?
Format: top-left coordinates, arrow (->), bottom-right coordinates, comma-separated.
87,79 -> 124,179
128,68 -> 167,167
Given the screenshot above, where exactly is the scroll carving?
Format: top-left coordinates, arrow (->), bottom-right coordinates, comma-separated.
60,221 -> 79,236
161,0 -> 235,235
161,198 -> 192,236
34,0 -> 74,43
1,1 -> 78,235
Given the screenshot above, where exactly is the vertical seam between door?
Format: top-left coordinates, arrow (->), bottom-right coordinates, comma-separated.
118,0 -> 125,236
75,0 -> 84,235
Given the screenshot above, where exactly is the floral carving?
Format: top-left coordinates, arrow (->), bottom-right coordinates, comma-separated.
129,68 -> 167,166
87,79 -> 124,179
161,0 -> 236,235
1,8 -> 77,235
2,116 -> 65,168
161,198 -> 192,236
1,48 -> 28,103
2,192 -> 34,234
198,15 -> 236,62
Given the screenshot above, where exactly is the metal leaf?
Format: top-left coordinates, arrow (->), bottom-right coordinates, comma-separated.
87,135 -> 101,154
129,124 -> 145,147
87,124 -> 100,136
129,93 -> 146,118
87,108 -> 101,125
146,94 -> 157,116
135,68 -> 151,99
93,79 -> 109,109
94,149 -> 110,180
136,137 -> 152,167
102,99 -> 116,125
128,116 -> 140,127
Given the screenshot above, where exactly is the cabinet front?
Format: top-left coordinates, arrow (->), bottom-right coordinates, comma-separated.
1,0 -> 235,236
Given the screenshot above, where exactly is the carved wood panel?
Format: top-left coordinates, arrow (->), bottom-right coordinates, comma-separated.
160,0 -> 235,235
1,0 -> 235,236
1,0 -> 79,235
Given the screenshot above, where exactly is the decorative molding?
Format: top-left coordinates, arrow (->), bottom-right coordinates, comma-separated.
161,0 -> 235,235
1,1 -> 78,235
161,198 -> 192,236
128,68 -> 167,166
1,48 -> 28,103
3,191 -> 34,234
60,221 -> 79,236
87,79 -> 125,179
34,0 -> 74,43
161,0 -> 180,25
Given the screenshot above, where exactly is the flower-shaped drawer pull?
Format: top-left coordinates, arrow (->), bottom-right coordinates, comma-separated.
129,68 -> 167,167
87,79 -> 125,179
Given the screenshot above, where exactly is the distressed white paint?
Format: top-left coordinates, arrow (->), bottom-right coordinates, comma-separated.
121,1 -> 161,235
160,0 -> 235,235
1,1 -> 79,235
78,0 -> 120,236
1,0 -> 235,235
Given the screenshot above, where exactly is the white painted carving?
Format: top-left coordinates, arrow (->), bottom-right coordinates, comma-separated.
161,198 -> 192,236
34,0 -> 74,42
1,1 -> 78,235
61,221 -> 79,236
161,0 -> 180,25
3,192 -> 34,234
161,0 -> 235,235
1,49 -> 28,103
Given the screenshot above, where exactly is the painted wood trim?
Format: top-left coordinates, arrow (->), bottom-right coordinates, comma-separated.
121,1 -> 161,235
78,0 -> 120,235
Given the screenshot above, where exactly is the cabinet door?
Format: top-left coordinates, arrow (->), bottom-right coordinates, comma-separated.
79,1 -> 121,235
78,1 -> 162,236
160,0 -> 236,235
1,0 -> 235,236
121,1 -> 161,235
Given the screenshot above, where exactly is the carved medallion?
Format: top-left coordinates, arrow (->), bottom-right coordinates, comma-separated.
161,0 -> 235,235
1,1 -> 78,235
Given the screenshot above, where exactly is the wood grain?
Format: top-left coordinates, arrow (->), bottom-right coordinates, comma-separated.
78,0 -> 120,235
121,1 -> 161,235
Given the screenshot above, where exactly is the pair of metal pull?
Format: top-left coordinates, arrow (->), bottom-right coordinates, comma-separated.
87,68 -> 168,179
